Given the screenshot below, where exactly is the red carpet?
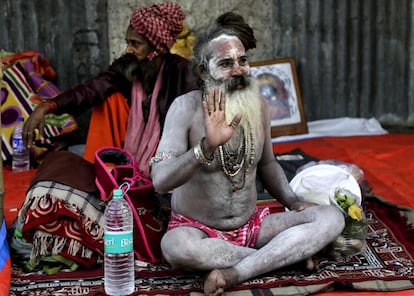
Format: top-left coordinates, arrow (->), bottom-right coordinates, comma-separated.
8,195 -> 414,296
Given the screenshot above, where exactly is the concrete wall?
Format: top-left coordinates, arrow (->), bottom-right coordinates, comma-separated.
108,0 -> 414,126
0,0 -> 110,92
108,0 -> 272,63
0,0 -> 110,140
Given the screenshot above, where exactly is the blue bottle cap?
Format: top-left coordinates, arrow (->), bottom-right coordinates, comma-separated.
113,189 -> 123,199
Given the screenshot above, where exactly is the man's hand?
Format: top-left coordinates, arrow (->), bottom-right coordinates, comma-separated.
22,104 -> 49,148
201,87 -> 241,155
288,200 -> 318,212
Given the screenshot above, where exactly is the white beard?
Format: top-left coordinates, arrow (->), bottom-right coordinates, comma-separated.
203,77 -> 263,147
224,79 -> 262,137
203,76 -> 262,186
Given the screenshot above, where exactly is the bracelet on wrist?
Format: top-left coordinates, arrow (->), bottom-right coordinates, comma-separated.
194,137 -> 214,165
41,100 -> 57,114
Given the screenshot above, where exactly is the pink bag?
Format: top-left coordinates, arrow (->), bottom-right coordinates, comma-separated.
95,147 -> 166,263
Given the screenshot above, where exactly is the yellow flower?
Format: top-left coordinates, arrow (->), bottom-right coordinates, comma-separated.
170,22 -> 195,59
348,204 -> 363,221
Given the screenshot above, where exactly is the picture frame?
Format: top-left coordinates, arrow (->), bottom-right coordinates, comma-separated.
250,57 -> 308,138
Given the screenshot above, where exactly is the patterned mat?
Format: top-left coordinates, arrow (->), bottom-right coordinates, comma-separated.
9,196 -> 414,296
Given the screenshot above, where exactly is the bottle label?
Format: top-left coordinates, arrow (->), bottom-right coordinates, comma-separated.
12,137 -> 25,151
104,231 -> 133,254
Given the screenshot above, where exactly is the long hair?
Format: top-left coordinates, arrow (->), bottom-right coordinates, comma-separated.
216,12 -> 256,51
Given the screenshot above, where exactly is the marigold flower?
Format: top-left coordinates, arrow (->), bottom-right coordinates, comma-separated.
348,204 -> 363,221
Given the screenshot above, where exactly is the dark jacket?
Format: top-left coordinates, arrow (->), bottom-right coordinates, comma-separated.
53,53 -> 198,128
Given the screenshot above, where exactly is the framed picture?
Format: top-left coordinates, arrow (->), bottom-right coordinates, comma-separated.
250,57 -> 308,138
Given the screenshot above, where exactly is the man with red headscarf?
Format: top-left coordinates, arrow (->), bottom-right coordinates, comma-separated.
23,2 -> 197,176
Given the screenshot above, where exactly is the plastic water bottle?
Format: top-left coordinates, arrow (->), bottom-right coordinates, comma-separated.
104,189 -> 135,295
12,117 -> 30,172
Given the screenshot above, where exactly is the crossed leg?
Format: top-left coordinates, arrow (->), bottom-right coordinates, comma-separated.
162,205 -> 344,296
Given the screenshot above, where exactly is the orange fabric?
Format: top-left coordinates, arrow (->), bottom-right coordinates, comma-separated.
3,167 -> 37,228
83,92 -> 130,163
1,50 -> 56,80
0,257 -> 11,295
273,134 -> 414,209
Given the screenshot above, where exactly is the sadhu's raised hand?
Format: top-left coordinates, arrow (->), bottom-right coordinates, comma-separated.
201,87 -> 241,153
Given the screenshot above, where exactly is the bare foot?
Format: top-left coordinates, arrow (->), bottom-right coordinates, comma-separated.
203,268 -> 239,296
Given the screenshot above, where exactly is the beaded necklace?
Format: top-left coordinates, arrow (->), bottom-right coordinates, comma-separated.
217,125 -> 255,192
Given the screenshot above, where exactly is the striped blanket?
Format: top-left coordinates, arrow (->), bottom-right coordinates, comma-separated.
9,180 -> 104,273
1,51 -> 78,164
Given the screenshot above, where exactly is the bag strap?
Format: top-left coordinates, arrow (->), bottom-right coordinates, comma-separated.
95,147 -> 135,201
95,146 -> 159,263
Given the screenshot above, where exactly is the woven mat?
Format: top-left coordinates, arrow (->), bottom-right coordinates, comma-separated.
9,196 -> 414,296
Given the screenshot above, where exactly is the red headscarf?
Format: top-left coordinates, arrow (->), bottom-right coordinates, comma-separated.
130,3 -> 185,54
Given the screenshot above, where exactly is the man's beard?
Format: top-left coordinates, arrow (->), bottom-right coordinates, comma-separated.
122,54 -> 158,94
204,75 -> 262,138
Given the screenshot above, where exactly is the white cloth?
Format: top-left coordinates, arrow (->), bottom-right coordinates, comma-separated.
272,117 -> 388,143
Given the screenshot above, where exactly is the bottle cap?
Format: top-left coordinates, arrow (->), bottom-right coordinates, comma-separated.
113,189 -> 123,199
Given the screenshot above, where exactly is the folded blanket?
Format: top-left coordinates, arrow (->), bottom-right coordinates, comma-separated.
10,181 -> 105,273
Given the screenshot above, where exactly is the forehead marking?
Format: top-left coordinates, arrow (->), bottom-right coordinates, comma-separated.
209,34 -> 244,58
